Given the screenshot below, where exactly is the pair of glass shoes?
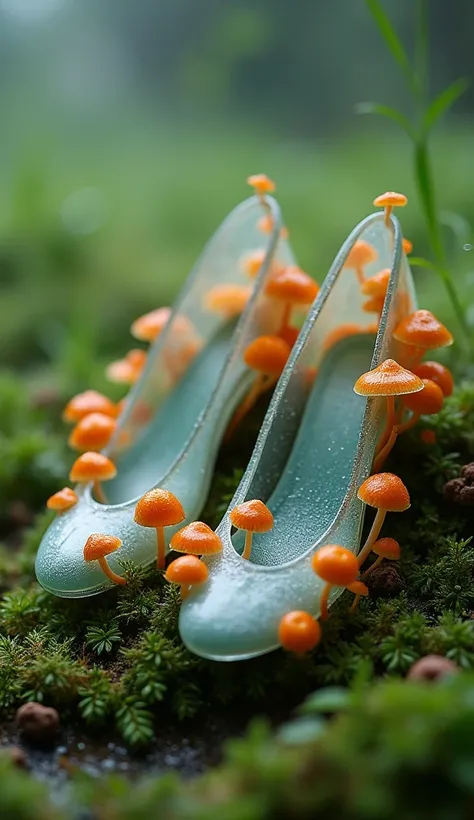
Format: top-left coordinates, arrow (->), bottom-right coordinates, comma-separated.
36,190 -> 420,661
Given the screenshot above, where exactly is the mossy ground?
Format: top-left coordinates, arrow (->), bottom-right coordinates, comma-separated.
1,362 -> 474,815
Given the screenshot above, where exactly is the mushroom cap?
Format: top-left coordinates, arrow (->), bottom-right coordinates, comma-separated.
204,284 -> 251,318
279,324 -> 299,348
134,488 -> 185,529
354,359 -> 424,398
347,580 -> 369,596
402,378 -> 444,415
68,413 -> 117,452
402,238 -> 413,255
278,610 -> 321,653
131,307 -> 171,342
372,537 -> 401,560
265,266 -> 319,306
62,390 -> 117,424
344,240 -> 377,270
229,499 -> 274,533
164,555 -> 208,586
413,361 -> 454,397
373,191 -> 408,208
46,487 -> 78,512
83,533 -> 122,562
246,173 -> 276,194
243,335 -> 291,377
241,249 -> 265,278
393,309 -> 453,350
170,521 -> 222,555
106,349 -> 147,384
358,473 -> 410,512
362,295 -> 385,314
311,544 -> 359,586
361,269 -> 390,298
70,452 -> 117,483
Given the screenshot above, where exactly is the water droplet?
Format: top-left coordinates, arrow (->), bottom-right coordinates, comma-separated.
463,243 -> 472,252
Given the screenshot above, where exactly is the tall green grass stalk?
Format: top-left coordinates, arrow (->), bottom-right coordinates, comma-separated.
358,0 -> 471,348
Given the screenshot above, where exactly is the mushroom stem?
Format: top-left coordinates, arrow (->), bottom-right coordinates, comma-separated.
384,205 -> 393,227
349,593 -> 361,615
355,265 -> 365,286
93,480 -> 107,504
397,412 -> 420,435
242,531 -> 253,560
361,555 -> 383,579
98,556 -> 126,586
357,509 -> 387,567
156,527 -> 166,569
279,302 -> 293,334
373,426 -> 398,473
226,374 -> 273,439
377,396 -> 396,454
180,584 -> 191,600
320,582 -> 333,621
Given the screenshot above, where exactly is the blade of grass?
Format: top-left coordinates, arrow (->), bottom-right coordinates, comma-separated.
422,78 -> 470,134
365,0 -> 417,95
355,103 -> 415,139
414,0 -> 429,102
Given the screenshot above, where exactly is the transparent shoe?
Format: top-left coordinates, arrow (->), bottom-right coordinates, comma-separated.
179,212 -> 416,660
36,196 -> 297,597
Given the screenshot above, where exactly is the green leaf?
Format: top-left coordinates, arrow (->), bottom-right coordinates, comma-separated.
365,0 -> 416,94
407,256 -> 437,271
277,716 -> 326,746
355,102 -> 414,139
299,686 -> 350,715
422,78 -> 470,134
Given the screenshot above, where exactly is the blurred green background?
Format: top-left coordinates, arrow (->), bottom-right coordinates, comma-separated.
1,0 -> 473,396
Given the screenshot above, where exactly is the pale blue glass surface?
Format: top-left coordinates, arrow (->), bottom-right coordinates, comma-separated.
35,196 -> 297,597
179,213 -> 417,661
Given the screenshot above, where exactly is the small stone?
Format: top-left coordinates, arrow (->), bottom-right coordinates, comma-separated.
443,477 -> 465,504
459,485 -> 474,506
407,654 -> 458,682
16,702 -> 60,745
460,463 -> 474,484
366,564 -> 404,596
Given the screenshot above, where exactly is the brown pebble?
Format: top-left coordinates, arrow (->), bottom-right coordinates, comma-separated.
459,485 -> 474,506
16,702 -> 60,745
443,477 -> 465,504
366,564 -> 404,596
460,463 -> 474,484
407,654 -> 458,682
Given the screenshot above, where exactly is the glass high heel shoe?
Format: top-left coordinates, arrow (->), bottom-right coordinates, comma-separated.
178,210 -> 422,661
36,193 -> 300,598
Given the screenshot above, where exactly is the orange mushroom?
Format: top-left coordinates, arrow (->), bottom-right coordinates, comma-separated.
402,238 -> 413,255
354,359 -> 423,462
134,488 -> 185,569
413,361 -> 454,397
229,499 -> 274,560
169,521 -> 223,557
70,451 -> 117,504
83,533 -> 126,586
256,213 -> 289,239
344,240 -> 378,285
265,266 -> 319,334
362,536 -> 401,578
131,307 -> 171,343
311,545 -> 359,621
227,335 -> 291,436
62,390 -> 117,424
164,555 -> 208,599
362,295 -> 386,319
279,324 -> 300,348
347,580 -> 369,614
361,269 -> 390,300
323,323 -> 370,353
398,378 -> 444,434
106,349 -> 147,385
357,473 -> 410,567
204,284 -> 252,318
278,611 -> 322,654
420,429 -> 437,445
373,191 -> 408,227
68,413 -> 117,452
393,309 -> 453,367
46,487 -> 78,513
246,173 -> 276,198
